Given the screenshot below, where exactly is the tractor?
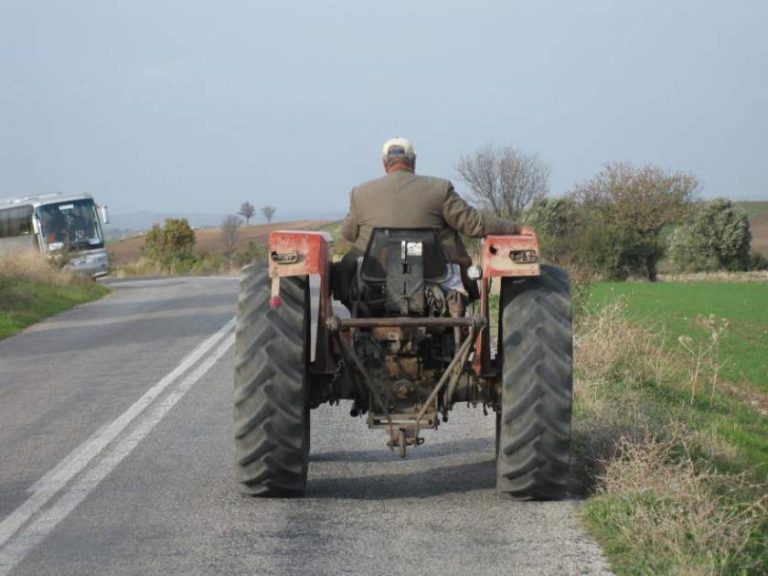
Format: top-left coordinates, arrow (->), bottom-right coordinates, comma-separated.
233,228 -> 572,499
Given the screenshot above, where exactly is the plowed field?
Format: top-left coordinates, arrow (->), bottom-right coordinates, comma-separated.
108,221 -> 323,266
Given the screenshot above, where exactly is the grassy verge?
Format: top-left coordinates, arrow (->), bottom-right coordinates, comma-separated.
0,254 -> 109,339
589,280 -> 768,391
573,279 -> 768,575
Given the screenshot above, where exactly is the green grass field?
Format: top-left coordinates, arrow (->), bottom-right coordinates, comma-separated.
0,276 -> 109,339
588,282 -> 768,392
577,279 -> 768,575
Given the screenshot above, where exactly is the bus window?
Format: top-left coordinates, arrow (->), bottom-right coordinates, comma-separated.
37,200 -> 103,250
0,206 -> 34,238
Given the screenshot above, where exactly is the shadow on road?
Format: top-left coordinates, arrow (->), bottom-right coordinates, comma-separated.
310,436 -> 493,463
306,458 -> 497,499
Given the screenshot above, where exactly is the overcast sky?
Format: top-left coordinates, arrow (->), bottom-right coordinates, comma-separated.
1,1 -> 766,217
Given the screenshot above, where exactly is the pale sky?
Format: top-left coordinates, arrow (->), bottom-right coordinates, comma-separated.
1,1 -> 766,218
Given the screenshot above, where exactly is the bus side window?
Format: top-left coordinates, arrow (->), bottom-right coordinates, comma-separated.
0,206 -> 33,238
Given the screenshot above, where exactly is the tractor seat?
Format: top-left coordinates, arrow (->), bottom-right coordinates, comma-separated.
359,228 -> 449,316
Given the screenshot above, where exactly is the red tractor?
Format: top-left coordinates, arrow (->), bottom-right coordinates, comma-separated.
234,228 -> 572,499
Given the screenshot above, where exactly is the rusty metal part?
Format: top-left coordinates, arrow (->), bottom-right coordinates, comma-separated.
333,332 -> 394,437
370,326 -> 403,341
443,334 -> 476,407
441,327 -> 477,409
267,230 -> 335,374
329,313 -> 484,454
267,230 -> 332,278
270,250 -> 300,264
394,380 -> 412,400
413,325 -> 476,440
385,427 -> 424,459
328,315 -> 485,332
482,233 -> 541,278
472,276 -> 492,377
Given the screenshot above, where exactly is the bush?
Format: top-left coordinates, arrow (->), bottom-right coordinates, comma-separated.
524,197 -> 577,264
668,198 -> 751,272
748,251 -> 768,271
141,218 -> 198,271
132,218 -> 233,275
142,218 -> 196,264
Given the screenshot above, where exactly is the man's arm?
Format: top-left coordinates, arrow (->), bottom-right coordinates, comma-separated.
442,184 -> 520,237
339,189 -> 359,242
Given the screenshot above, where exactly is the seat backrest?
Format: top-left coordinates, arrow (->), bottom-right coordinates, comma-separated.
360,228 -> 449,284
360,228 -> 448,315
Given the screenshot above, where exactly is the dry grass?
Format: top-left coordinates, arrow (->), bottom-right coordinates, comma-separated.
678,315 -> 730,403
0,251 -> 79,285
110,256 -> 177,278
575,299 -> 669,388
573,301 -> 768,574
657,270 -> 768,283
572,301 -> 666,490
594,433 -> 767,575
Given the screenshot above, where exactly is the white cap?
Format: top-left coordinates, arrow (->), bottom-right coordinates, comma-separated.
382,137 -> 415,159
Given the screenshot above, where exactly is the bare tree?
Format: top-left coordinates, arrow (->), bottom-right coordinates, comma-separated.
261,206 -> 276,223
220,215 -> 241,262
456,145 -> 550,220
238,202 -> 255,225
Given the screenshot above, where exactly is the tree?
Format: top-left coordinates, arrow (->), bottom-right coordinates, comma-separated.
524,197 -> 577,264
142,218 -> 196,265
668,198 -> 751,272
238,202 -> 255,225
261,206 -> 276,223
456,145 -> 549,220
220,215 -> 241,262
570,162 -> 699,280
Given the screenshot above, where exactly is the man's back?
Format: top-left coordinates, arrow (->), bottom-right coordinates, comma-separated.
341,171 -> 449,246
341,169 -> 518,267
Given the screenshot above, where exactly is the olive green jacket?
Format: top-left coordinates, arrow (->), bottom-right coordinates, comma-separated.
340,170 -> 519,267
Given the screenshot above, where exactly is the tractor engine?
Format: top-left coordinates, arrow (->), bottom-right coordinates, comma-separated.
353,325 -> 455,415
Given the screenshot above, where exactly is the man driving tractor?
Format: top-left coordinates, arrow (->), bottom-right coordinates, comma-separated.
338,137 -> 528,308
233,136 -> 571,500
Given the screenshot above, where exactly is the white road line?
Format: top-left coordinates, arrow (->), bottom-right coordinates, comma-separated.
0,318 -> 236,575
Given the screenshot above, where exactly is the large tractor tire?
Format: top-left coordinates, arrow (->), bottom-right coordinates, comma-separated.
234,263 -> 310,496
496,264 -> 573,500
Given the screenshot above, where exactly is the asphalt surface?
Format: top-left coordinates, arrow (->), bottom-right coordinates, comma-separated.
0,276 -> 611,575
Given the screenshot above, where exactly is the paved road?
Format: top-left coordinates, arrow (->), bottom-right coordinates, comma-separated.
0,277 -> 611,576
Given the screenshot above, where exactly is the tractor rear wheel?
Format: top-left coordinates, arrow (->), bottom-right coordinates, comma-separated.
234,263 -> 310,496
496,264 -> 573,500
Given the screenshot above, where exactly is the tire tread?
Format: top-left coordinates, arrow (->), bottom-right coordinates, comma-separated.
496,264 -> 573,500
234,264 -> 310,496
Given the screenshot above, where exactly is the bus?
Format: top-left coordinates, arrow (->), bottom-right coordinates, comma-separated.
0,192 -> 110,277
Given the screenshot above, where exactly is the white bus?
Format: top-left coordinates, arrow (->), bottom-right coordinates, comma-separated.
0,192 -> 110,277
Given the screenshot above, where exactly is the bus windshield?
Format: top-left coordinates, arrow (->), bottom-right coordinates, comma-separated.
37,199 -> 104,251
